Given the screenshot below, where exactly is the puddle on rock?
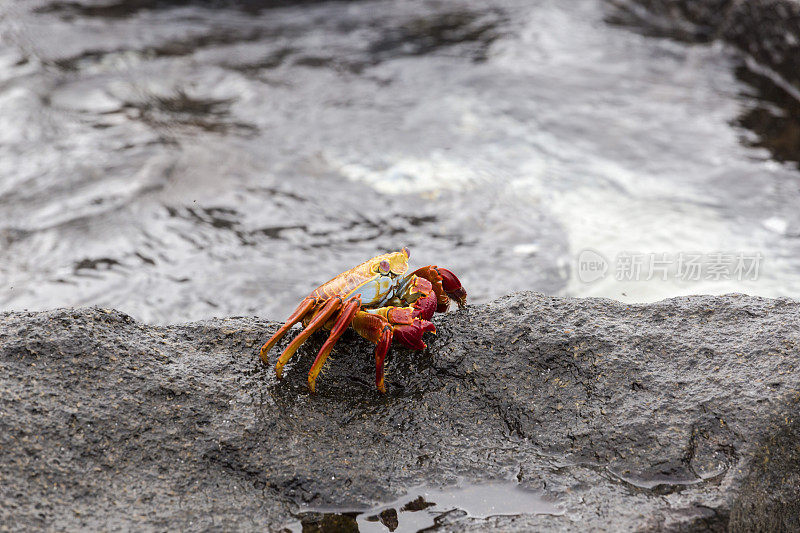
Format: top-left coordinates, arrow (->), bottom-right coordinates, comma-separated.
285,481 -> 563,532
606,462 -> 728,495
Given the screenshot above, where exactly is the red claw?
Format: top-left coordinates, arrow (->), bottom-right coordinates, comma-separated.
412,290 -> 437,321
393,319 -> 436,350
437,267 -> 467,308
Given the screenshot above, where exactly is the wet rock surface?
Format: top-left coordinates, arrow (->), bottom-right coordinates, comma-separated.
2,292 -> 800,531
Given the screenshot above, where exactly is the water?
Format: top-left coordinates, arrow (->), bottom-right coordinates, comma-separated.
1,0 -> 799,325
286,481 -> 563,532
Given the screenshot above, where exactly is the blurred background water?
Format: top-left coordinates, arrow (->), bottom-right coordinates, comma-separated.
1,0 -> 799,324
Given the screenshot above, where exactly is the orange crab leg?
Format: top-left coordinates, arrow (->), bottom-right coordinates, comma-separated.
259,297 -> 315,364
307,296 -> 362,393
275,297 -> 342,378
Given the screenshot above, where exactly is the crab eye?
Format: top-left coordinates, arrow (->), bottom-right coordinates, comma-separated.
402,247 -> 410,259
379,260 -> 391,274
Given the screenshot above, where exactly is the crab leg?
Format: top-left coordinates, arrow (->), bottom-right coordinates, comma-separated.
275,297 -> 342,379
307,296 -> 362,393
352,311 -> 391,393
259,297 -> 316,364
351,306 -> 435,393
374,326 -> 393,394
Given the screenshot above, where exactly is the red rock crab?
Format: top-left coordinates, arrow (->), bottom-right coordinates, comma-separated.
259,248 -> 466,393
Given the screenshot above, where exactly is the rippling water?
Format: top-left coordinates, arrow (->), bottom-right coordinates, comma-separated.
1,0 -> 799,324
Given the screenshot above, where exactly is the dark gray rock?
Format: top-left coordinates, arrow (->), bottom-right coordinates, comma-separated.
729,416 -> 800,532
2,293 -> 800,531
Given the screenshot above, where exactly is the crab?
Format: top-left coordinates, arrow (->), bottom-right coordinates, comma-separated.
259,248 -> 466,393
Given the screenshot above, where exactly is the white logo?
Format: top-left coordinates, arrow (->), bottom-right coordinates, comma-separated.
577,249 -> 609,283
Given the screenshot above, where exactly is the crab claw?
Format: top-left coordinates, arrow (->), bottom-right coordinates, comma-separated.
437,267 -> 467,308
411,289 -> 437,321
411,265 -> 467,311
393,318 -> 436,350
